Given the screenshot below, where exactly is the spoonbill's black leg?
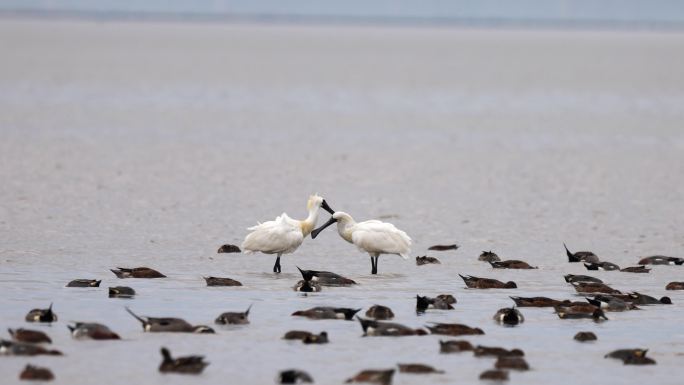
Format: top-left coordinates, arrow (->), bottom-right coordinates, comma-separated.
273,255 -> 282,273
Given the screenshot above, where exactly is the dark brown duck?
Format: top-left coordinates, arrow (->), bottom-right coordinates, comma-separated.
291,307 -> 360,320
365,305 -> 394,320
510,296 -> 571,307
215,305 -> 251,325
439,340 -> 474,353
564,274 -> 603,283
478,251 -> 500,262
474,345 -> 524,357
564,243 -> 599,263
459,274 -> 517,289
204,276 -> 242,286
8,329 -> 51,344
357,317 -> 427,337
638,255 -> 683,265
428,244 -> 459,251
345,369 -> 394,385
111,267 -> 166,278
495,356 -> 530,371
571,282 -> 621,294
279,369 -> 314,384
416,256 -> 440,265
19,364 -> 54,381
479,370 -> 509,381
574,331 -> 597,342
620,266 -> 650,273
68,322 -> 120,340
159,347 -> 209,374
66,279 -> 101,287
0,340 -> 62,356
108,286 -> 135,298
425,323 -> 484,336
490,260 -> 537,269
397,363 -> 444,374
295,267 -> 356,286
25,303 -> 57,323
584,262 -> 620,271
217,244 -> 241,253
126,307 -> 214,333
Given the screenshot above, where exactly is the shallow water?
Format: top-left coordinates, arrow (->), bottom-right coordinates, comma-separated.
1,19 -> 684,385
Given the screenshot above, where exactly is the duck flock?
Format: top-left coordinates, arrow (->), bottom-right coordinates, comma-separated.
2,194 -> 683,384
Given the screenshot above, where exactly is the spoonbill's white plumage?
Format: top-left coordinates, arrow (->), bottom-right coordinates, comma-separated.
241,195 -> 334,273
311,211 -> 411,274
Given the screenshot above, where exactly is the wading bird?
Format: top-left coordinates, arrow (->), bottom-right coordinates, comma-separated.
311,211 -> 411,275
241,195 -> 334,273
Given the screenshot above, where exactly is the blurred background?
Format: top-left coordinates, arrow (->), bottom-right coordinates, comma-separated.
1,2 -> 683,385
2,0 -> 684,28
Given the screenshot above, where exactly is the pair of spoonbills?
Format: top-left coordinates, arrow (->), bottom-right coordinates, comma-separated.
241,195 -> 411,274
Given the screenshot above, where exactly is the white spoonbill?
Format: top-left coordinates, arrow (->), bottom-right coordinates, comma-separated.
241,195 -> 334,273
311,211 -> 411,274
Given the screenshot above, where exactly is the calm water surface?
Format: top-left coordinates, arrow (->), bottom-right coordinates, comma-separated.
1,19 -> 684,385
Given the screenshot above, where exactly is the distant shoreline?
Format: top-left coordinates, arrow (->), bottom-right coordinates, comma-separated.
2,9 -> 684,32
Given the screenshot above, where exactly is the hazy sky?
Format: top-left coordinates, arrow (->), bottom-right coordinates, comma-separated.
2,0 -> 683,24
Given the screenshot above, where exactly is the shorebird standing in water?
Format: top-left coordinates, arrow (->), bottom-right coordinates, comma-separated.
311,211 -> 411,275
241,195 -> 334,273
